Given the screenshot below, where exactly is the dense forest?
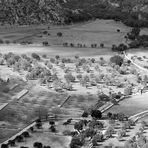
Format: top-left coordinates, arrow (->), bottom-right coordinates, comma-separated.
0,0 -> 148,27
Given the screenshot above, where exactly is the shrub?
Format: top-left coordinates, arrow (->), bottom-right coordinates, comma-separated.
70,136 -> 84,148
32,53 -> 40,61
110,55 -> 123,66
5,40 -> 10,44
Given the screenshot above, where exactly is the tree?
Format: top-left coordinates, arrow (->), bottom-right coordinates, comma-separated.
29,127 -> 34,132
42,41 -> 49,46
98,93 -> 110,102
105,126 -> 114,138
110,55 -> 123,66
137,135 -> 147,148
84,128 -> 96,139
33,142 -> 43,148
15,135 -> 24,142
118,43 -> 128,52
131,27 -> 140,37
55,55 -> 60,60
74,121 -> 83,132
107,112 -> 113,119
82,111 -> 88,118
124,139 -> 137,148
49,121 -> 55,126
22,131 -> 30,138
64,73 -> 75,82
50,125 -> 56,132
32,53 -> 40,61
88,120 -> 103,129
100,43 -> 104,48
124,86 -> 132,96
117,130 -> 125,141
91,110 -> 102,119
35,119 -> 42,129
50,58 -> 55,63
70,136 -> 84,148
91,58 -> 95,63
93,132 -> 103,142
8,140 -> 15,146
112,44 -> 118,52
57,32 -> 62,37
1,144 -> 8,148
0,39 -> 4,44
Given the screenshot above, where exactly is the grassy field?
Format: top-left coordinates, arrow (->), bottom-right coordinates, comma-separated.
106,92 -> 148,116
1,19 -> 148,147
0,19 -> 130,47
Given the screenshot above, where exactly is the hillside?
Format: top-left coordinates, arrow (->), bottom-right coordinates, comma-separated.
0,0 -> 67,25
0,0 -> 148,27
61,0 -> 148,27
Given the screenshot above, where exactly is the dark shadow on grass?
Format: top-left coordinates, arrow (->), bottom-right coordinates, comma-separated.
124,134 -> 130,137
119,139 -> 126,142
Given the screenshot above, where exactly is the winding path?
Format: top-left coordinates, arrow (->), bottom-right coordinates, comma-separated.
124,52 -> 148,122
124,52 -> 148,73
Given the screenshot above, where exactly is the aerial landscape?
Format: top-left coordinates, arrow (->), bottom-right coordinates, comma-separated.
1,0 -> 148,148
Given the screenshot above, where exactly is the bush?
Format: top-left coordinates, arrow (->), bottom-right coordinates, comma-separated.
110,55 -> 123,66
5,40 -> 10,44
31,53 -> 40,61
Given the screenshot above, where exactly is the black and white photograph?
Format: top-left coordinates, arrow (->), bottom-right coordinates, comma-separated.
1,0 -> 148,148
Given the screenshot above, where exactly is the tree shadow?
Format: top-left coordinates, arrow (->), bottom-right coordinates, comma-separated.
124,134 -> 130,137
